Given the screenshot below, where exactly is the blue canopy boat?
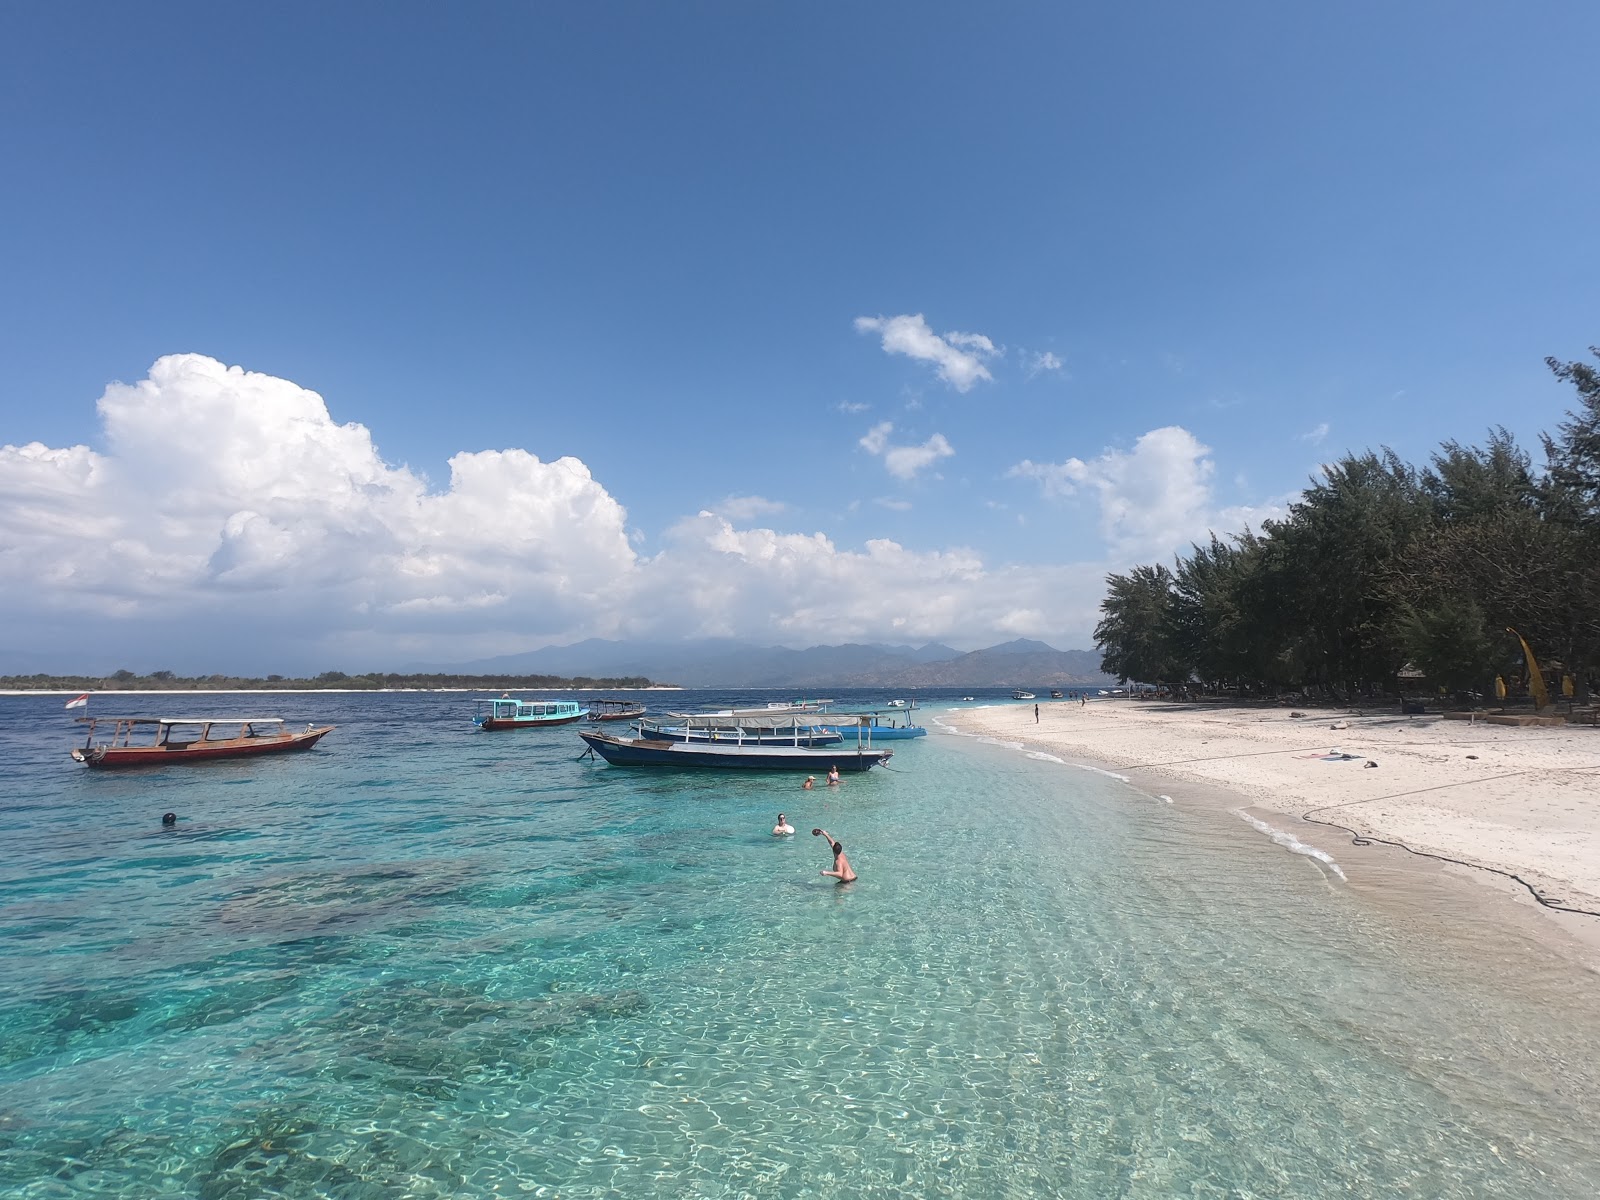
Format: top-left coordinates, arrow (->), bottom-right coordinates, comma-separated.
473,696 -> 589,731
817,712 -> 927,741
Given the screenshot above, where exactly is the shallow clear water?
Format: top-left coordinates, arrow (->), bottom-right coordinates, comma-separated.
3,690 -> 1598,1198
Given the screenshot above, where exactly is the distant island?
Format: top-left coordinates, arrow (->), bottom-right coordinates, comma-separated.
0,669 -> 663,693
1,637 -> 1117,692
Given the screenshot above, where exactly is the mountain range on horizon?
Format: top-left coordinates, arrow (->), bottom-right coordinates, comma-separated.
414,637 -> 1115,689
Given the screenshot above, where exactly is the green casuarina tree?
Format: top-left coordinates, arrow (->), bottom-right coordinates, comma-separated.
1169,533 -> 1262,690
1403,431 -> 1540,696
1259,451 -> 1431,696
1399,596 -> 1502,697
1536,349 -> 1600,699
1542,348 -> 1600,522
1082,348 -> 1599,703
1094,563 -> 1188,686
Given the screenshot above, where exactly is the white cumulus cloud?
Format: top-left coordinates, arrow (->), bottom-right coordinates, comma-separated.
858,421 -> 955,480
854,313 -> 997,392
0,354 -> 635,664
1010,425 -> 1283,560
0,355 -> 1155,669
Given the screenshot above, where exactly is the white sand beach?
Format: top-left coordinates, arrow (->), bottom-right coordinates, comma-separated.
948,698 -> 1600,951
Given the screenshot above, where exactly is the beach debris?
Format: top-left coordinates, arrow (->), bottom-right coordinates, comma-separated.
1330,720 -> 1348,730
1364,760 -> 1378,768
1466,754 -> 1479,759
1289,711 -> 1307,718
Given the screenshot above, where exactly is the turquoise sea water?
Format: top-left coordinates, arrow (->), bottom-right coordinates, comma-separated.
3,690 -> 1598,1198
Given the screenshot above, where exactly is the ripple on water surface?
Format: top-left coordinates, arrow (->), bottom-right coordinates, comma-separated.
1,690 -> 1598,1198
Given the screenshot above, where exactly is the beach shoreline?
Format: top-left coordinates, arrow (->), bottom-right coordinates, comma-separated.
942,697 -> 1600,965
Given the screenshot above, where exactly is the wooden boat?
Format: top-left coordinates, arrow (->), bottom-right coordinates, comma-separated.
588,698 -> 648,722
579,728 -> 892,772
71,716 -> 333,769
639,715 -> 844,747
1011,690 -> 1036,700
473,696 -> 588,730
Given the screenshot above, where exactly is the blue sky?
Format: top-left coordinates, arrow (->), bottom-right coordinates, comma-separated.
2,3 -> 1597,673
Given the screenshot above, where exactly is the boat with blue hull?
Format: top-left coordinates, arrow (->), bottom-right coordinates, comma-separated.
578,729 -> 892,771
638,712 -> 845,747
640,723 -> 844,748
473,696 -> 589,731
819,712 -> 927,741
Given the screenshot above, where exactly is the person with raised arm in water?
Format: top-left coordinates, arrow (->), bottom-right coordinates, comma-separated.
812,827 -> 856,882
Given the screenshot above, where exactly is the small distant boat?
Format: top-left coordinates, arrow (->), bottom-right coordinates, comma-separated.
961,696 -> 975,702
473,696 -> 588,730
588,698 -> 647,722
71,716 -> 334,769
579,724 -> 892,772
1050,689 -> 1064,699
1011,690 -> 1036,701
886,699 -> 907,708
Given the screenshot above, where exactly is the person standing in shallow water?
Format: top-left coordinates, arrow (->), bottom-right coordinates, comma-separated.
773,813 -> 795,836
813,827 -> 856,882
826,765 -> 841,786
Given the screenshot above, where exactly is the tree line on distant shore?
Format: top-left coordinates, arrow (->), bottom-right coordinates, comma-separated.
1094,348 -> 1600,703
1,669 -> 663,692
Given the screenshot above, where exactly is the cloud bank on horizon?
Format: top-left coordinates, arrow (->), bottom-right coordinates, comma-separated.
0,349 -> 1284,673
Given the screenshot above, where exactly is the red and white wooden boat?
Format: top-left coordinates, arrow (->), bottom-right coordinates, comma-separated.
71,716 -> 334,769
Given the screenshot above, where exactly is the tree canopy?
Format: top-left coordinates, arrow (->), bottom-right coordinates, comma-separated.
1094,349 -> 1600,704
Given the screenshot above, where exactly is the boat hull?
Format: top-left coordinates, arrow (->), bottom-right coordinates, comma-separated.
589,707 -> 647,722
821,724 -> 927,741
579,731 -> 891,771
476,712 -> 588,730
73,727 -> 333,769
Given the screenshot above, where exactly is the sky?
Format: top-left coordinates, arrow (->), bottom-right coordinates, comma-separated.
2,2 -> 1597,674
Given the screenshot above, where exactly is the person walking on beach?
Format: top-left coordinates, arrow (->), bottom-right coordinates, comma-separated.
812,827 -> 856,882
1034,703 -> 1039,723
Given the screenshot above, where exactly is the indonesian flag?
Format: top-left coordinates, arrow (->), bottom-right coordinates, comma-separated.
64,694 -> 89,709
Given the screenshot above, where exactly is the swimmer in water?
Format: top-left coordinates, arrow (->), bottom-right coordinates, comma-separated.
802,775 -> 815,789
773,812 -> 795,836
826,765 -> 841,786
812,827 -> 856,883
161,812 -> 177,827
